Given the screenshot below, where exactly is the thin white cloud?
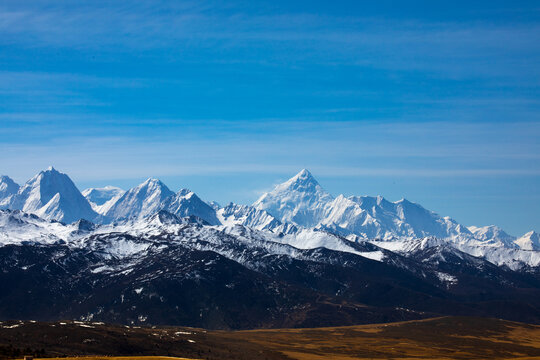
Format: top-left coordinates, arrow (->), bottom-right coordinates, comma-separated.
1,3 -> 539,78
2,118 -> 539,186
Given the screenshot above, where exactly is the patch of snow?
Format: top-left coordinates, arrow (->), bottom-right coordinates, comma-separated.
357,250 -> 385,262
436,272 -> 458,284
2,324 -> 21,329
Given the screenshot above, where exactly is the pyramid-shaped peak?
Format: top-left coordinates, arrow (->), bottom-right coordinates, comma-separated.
0,175 -> 19,198
253,169 -> 333,227
137,178 -> 172,192
0,175 -> 16,182
293,168 -> 315,180
0,175 -> 19,186
37,166 -> 64,178
10,167 -> 98,223
284,169 -> 321,188
105,178 -> 174,220
515,230 -> 540,250
30,167 -> 68,184
517,230 -> 539,239
27,167 -> 72,186
257,169 -> 331,199
142,177 -> 164,185
296,168 -> 313,178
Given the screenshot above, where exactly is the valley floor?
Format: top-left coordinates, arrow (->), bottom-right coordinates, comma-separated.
2,317 -> 540,359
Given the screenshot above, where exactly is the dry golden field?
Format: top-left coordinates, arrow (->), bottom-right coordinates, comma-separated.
16,358 -> 199,360
3,317 -> 540,359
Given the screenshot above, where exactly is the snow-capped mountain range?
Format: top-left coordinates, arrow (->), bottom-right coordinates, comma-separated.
254,169 -> 475,241
1,166 -> 540,328
0,167 -> 538,269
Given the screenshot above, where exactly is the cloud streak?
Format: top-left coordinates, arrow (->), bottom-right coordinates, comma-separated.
2,119 -> 539,186
1,2 -> 539,78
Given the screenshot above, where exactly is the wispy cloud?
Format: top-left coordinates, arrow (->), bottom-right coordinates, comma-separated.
2,113 -> 539,154
1,119 -> 538,187
1,2 -> 539,78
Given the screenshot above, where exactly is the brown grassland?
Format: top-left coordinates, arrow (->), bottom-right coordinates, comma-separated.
3,316 -> 540,359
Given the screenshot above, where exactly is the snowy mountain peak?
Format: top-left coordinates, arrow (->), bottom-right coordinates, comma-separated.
259,169 -> 332,199
468,225 -> 516,247
3,167 -> 97,224
253,170 -> 333,227
33,167 -> 55,184
293,168 -> 314,180
132,178 -> 173,197
141,177 -> 165,186
0,175 -> 19,186
515,231 -> 540,251
282,168 -> 322,191
162,189 -> 220,225
26,167 -> 74,204
252,169 -> 481,241
104,178 -> 174,220
0,175 -> 19,201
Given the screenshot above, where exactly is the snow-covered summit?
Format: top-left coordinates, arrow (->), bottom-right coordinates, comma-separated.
253,169 -> 334,227
515,231 -> 540,251
101,179 -> 220,225
2,167 -> 97,224
319,194 -> 473,240
0,175 -> 19,203
253,169 -> 476,242
468,225 -> 516,247
105,178 -> 174,220
162,189 -> 220,225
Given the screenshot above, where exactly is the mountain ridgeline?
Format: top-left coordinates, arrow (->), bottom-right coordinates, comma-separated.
0,167 -> 535,246
0,167 -> 540,329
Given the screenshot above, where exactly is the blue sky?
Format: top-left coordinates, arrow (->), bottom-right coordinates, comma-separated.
0,0 -> 539,235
